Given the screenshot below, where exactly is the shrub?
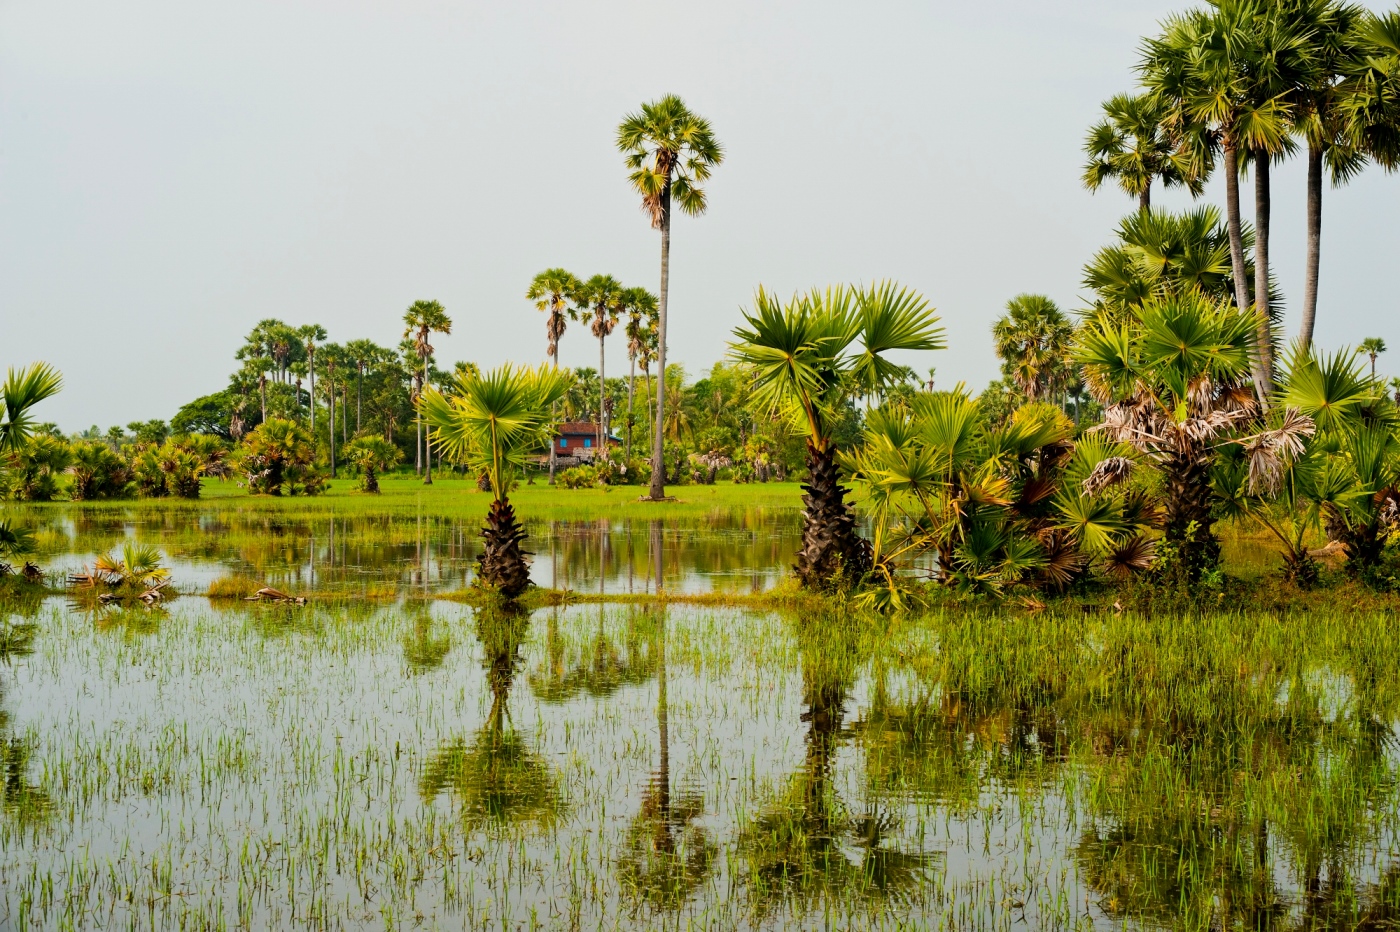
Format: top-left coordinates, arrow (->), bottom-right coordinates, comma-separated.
0,435 -> 72,502
207,576 -> 261,599
234,418 -> 320,496
343,435 -> 403,493
67,441 -> 132,500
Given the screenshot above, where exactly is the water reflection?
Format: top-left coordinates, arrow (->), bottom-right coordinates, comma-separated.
616,608 -> 716,914
18,506 -> 800,596
419,607 -> 565,834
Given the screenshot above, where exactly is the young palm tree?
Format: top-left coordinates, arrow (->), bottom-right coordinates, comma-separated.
403,299 -> 452,484
526,269 -> 580,366
296,324 -> 327,431
423,364 -> 572,599
621,286 -> 659,459
343,435 -> 403,493
1083,92 -> 1207,210
1075,290 -> 1312,580
991,295 -> 1075,402
730,282 -> 943,589
1358,337 -> 1387,378
574,275 -> 623,455
1,363 -> 63,454
617,95 -> 724,501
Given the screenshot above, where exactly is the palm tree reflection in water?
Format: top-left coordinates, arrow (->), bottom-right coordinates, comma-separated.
419,607 -> 564,834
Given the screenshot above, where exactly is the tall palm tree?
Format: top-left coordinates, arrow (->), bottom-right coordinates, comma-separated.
317,343 -> 347,477
617,95 -> 724,501
1293,0 -> 1368,350
423,364 -> 572,598
297,324 -> 327,431
621,286 -> 659,459
730,282 -> 943,590
403,299 -> 452,484
526,268 -> 580,366
344,338 -> 380,435
1,363 -> 63,454
1083,92 -> 1207,210
1358,336 -> 1387,378
574,274 -> 623,455
991,294 -> 1075,402
1143,2 -> 1295,397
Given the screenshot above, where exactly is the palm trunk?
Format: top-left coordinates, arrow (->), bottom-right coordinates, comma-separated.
598,331 -> 606,458
1139,184 -> 1150,212
342,387 -> 348,445
1301,144 -> 1323,351
1223,142 -> 1268,406
424,359 -> 433,484
795,439 -> 872,589
478,496 -> 532,599
309,355 -> 316,432
648,193 -> 671,501
627,356 -> 636,459
356,365 -> 363,433
259,376 -> 267,424
1253,148 -> 1274,391
1162,445 -> 1221,582
328,385 -> 336,478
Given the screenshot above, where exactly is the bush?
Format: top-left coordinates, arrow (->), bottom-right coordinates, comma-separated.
0,436 -> 71,502
68,441 -> 132,500
207,576 -> 261,599
557,464 -> 603,489
343,435 -> 403,493
234,418 -> 321,496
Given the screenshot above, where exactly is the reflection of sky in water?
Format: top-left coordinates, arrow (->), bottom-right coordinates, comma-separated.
22,508 -> 804,595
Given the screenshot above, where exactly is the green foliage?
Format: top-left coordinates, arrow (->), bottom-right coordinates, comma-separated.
94,541 -> 170,589
990,294 -> 1075,403
423,364 -> 572,503
234,418 -> 322,496
730,282 -> 943,450
1,363 -> 63,454
172,391 -> 240,439
343,435 -> 403,492
1,435 -> 72,502
67,440 -> 132,500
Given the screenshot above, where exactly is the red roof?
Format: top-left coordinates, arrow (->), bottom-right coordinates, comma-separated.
557,422 -> 603,435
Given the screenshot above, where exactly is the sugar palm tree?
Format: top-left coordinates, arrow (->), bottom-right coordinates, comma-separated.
730,282 -> 943,589
403,299 -> 452,483
1,363 -> 62,454
526,268 -> 580,366
1083,91 -> 1206,210
621,286 -> 659,458
575,274 -> 624,454
1293,0 -> 1368,350
617,95 -> 724,500
1143,2 -> 1296,397
297,324 -> 327,431
991,295 -> 1075,402
1358,336 -> 1387,379
1075,290 -> 1312,580
423,364 -> 572,599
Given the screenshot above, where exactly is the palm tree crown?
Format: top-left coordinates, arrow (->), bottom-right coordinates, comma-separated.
1083,92 -> 1206,209
991,295 -> 1075,402
617,95 -> 724,228
526,268 -> 580,365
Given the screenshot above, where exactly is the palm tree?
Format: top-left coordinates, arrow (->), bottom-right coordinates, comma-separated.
1,363 -> 62,454
403,299 -> 452,484
317,343 -> 347,477
1075,290 -> 1312,580
574,274 -> 623,455
1083,92 -> 1206,210
526,268 -> 580,366
423,364 -> 572,598
1143,2 -> 1295,397
990,294 -> 1075,402
621,286 -> 659,459
1293,0 -> 1368,350
617,95 -> 724,501
297,324 -> 327,431
1358,336 -> 1387,378
730,282 -> 943,589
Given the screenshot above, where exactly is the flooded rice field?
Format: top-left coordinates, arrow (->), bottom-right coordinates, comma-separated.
0,501 -> 1398,929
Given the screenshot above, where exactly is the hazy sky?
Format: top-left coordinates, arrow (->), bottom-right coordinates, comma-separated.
3,0 -> 1397,431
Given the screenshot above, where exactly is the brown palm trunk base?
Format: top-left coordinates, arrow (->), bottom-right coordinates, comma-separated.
478,497 -> 532,599
795,441 -> 872,590
1161,450 -> 1221,583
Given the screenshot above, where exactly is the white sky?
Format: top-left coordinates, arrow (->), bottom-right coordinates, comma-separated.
3,0 -> 1397,431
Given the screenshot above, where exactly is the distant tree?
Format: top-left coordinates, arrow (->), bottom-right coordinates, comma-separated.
991,295 -> 1075,403
1358,337 -> 1387,379
298,324 -> 328,430
574,275 -> 624,453
526,269 -> 581,366
403,300 -> 452,483
621,286 -> 659,458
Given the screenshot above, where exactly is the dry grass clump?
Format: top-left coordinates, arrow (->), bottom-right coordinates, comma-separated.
206,575 -> 261,599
